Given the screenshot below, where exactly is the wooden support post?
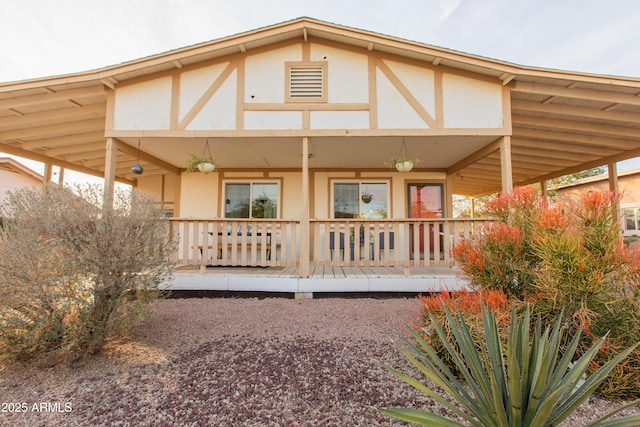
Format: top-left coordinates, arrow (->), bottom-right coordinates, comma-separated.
57,167 -> 65,185
500,136 -> 513,193
104,138 -> 119,209
445,174 -> 453,218
299,137 -> 310,278
43,163 -> 53,183
608,162 -> 622,232
608,162 -> 619,193
540,180 -> 548,206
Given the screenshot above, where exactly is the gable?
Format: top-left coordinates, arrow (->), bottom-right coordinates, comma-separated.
110,39 -> 506,135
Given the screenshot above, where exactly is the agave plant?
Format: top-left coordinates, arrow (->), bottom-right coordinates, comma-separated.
380,304 -> 640,426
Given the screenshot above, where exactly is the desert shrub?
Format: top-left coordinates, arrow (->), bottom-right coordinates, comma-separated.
0,184 -> 175,363
453,186 -> 543,298
451,187 -> 640,397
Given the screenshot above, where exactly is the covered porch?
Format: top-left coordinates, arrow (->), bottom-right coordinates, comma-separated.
2,18 -> 640,293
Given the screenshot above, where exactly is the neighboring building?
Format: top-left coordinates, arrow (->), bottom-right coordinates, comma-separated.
555,167 -> 640,236
1,18 -> 640,292
0,157 -> 43,205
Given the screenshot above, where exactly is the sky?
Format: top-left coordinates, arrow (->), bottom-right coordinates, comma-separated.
1,0 -> 640,178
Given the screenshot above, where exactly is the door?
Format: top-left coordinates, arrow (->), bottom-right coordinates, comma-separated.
408,184 -> 444,260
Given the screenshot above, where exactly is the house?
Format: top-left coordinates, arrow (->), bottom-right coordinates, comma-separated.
0,157 -> 43,205
1,18 -> 639,294
555,166 -> 640,236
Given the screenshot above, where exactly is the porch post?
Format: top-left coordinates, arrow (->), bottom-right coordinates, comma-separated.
608,161 -> 622,231
43,163 -> 53,183
299,136 -> 310,278
500,136 -> 513,193
104,137 -> 119,209
608,161 -> 619,193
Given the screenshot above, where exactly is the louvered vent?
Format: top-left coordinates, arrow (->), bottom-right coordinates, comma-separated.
289,65 -> 324,99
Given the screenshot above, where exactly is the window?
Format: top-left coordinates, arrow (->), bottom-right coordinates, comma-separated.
333,182 -> 388,218
286,61 -> 327,102
624,207 -> 640,233
225,182 -> 278,218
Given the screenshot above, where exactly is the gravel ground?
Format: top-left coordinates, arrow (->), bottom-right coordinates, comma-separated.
0,296 -> 638,426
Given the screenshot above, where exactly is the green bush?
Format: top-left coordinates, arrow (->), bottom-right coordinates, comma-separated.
0,184 -> 175,363
381,303 -> 640,426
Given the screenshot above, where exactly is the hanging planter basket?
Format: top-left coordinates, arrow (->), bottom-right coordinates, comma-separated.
186,139 -> 217,174
361,192 -> 374,203
197,162 -> 216,173
385,138 -> 420,173
395,160 -> 414,173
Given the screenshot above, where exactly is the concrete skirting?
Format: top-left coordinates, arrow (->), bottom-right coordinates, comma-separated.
166,271 -> 467,293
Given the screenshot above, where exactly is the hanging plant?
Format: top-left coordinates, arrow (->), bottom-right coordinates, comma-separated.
185,140 -> 217,173
385,138 -> 420,172
361,191 -> 374,204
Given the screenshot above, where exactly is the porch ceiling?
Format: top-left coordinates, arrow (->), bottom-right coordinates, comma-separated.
1,18 -> 639,196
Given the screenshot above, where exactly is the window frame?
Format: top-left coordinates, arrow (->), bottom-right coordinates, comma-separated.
223,180 -> 281,219
330,180 -> 390,219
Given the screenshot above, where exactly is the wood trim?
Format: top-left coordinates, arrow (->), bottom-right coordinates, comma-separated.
243,102 -> 369,111
434,70 -> 443,129
368,55 -> 378,129
376,58 -> 436,128
170,74 -> 180,129
178,61 -> 237,130
104,88 -> 115,131
106,127 -> 509,138
502,86 -> 512,133
236,59 -> 245,130
511,99 -> 640,125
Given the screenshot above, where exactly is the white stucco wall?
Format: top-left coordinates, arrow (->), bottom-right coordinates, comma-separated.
442,74 -> 503,128
113,77 -> 172,130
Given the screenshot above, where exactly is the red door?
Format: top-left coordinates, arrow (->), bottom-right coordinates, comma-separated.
408,184 -> 443,259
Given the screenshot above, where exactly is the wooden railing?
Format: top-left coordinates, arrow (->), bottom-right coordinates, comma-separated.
169,218 -> 493,270
310,218 -> 493,267
169,219 -> 299,267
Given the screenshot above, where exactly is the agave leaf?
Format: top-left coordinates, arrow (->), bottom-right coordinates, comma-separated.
401,329 -> 478,410
481,304 -> 510,427
584,399 -> 640,427
550,342 -> 639,426
380,358 -> 477,423
378,407 -> 466,427
427,309 -> 492,415
440,307 -> 498,421
382,344 -> 481,424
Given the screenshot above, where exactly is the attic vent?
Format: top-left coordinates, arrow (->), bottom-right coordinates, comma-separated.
286,61 -> 327,102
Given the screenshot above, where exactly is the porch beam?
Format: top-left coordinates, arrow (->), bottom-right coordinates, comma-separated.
511,100 -> 640,126
512,81 -> 640,107
114,138 -> 181,174
516,145 -> 640,188
447,137 -> 503,175
0,140 -> 132,184
299,136 -> 310,278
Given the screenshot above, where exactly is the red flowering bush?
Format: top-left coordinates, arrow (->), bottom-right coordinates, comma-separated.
416,289 -> 513,375
450,187 -> 640,397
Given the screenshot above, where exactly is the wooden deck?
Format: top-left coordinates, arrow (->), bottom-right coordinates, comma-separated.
169,265 -> 466,294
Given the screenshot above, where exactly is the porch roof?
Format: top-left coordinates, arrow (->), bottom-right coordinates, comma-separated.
1,17 -> 639,196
